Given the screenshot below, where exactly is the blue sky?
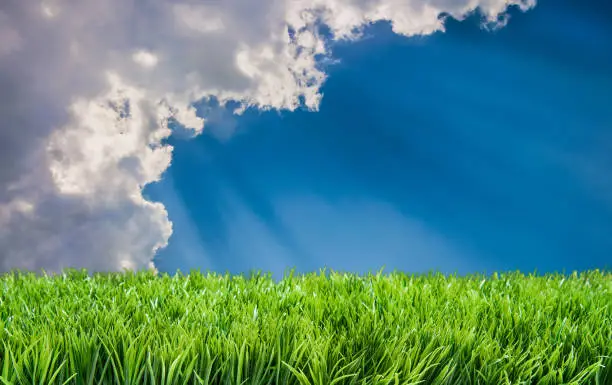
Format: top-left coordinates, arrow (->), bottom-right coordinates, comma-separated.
142,0 -> 612,279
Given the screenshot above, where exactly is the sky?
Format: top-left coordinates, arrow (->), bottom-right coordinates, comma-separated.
1,0 -> 610,279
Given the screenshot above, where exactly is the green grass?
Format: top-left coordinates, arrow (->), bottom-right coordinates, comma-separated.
0,268 -> 610,385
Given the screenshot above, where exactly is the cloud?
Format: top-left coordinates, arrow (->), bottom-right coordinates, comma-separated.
0,0 -> 536,274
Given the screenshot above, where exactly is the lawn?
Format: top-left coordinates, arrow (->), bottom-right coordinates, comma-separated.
0,268 -> 610,384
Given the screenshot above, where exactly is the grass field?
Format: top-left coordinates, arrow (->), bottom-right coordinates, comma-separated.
0,268 -> 610,385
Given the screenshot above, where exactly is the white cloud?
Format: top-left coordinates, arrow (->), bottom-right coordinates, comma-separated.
0,0 -> 535,274
132,50 -> 159,69
173,3 -> 227,34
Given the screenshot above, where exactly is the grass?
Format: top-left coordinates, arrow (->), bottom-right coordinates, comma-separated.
0,267 -> 610,385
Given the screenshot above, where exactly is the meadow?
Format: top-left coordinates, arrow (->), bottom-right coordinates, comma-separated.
0,268 -> 610,385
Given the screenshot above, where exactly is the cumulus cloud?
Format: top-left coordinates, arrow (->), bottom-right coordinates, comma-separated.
0,0 -> 536,274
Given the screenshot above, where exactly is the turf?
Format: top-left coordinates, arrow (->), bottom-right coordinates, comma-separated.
0,268 -> 610,384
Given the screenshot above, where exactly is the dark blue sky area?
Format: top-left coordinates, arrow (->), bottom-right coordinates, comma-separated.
147,0 -> 612,279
